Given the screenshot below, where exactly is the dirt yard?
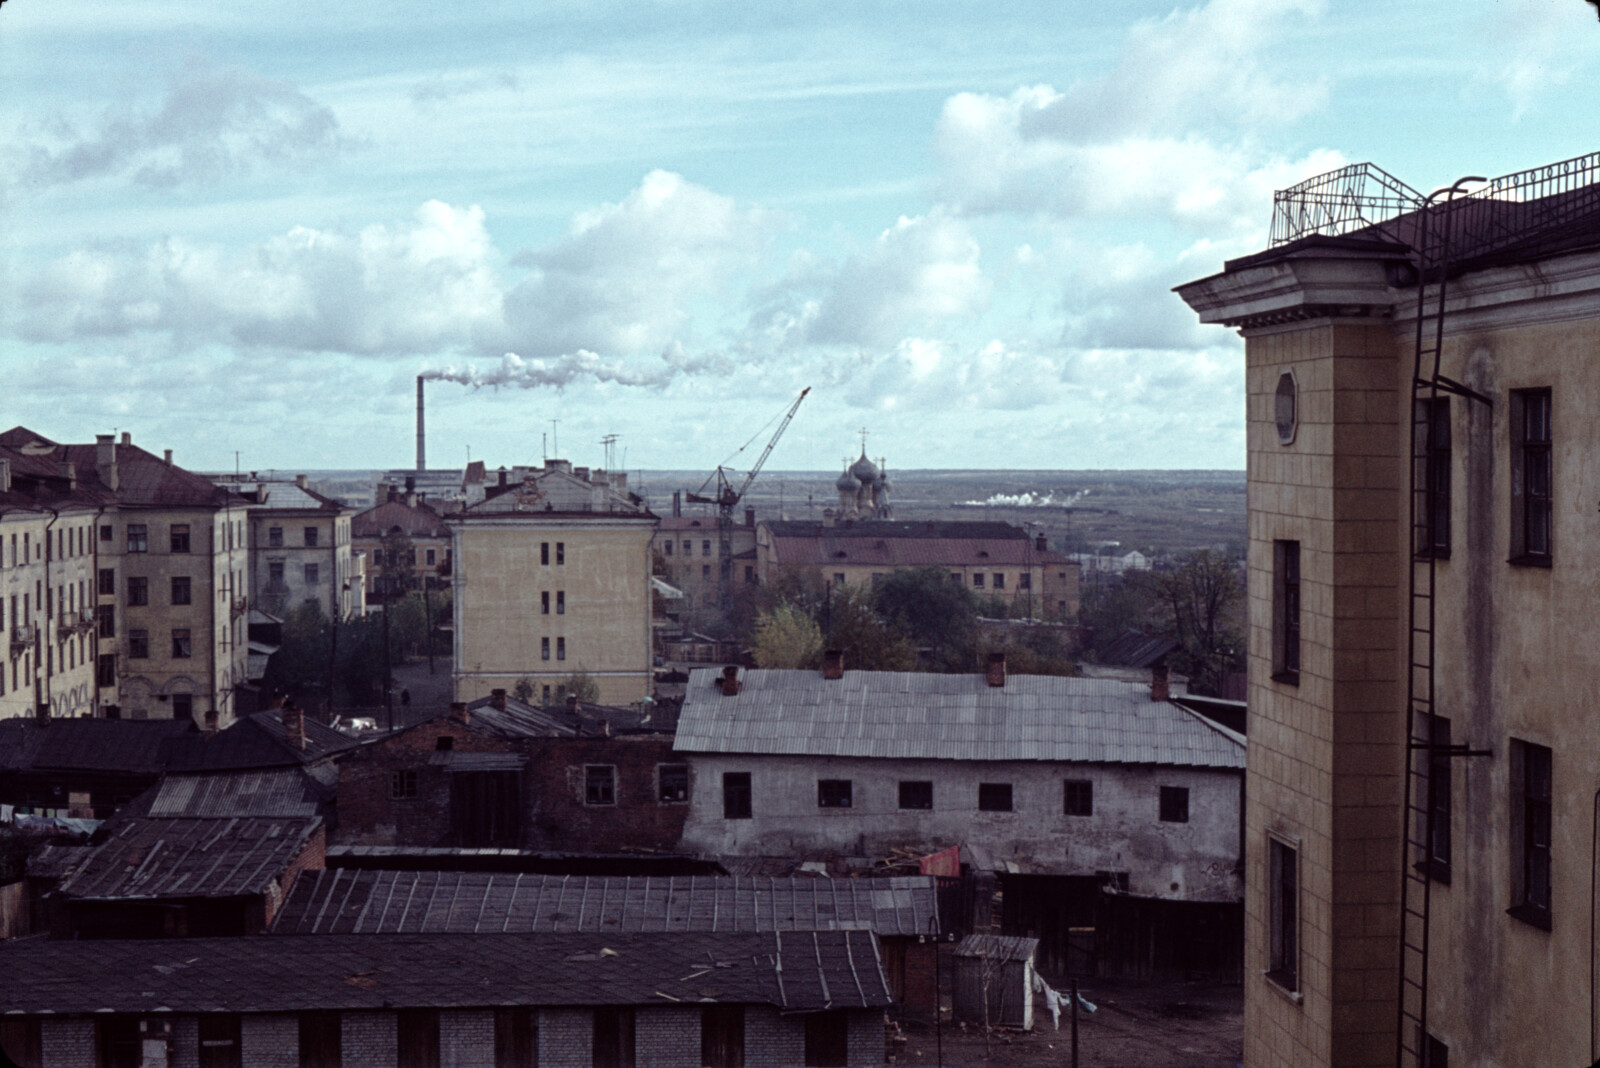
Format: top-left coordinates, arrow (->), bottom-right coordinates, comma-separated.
891,977 -> 1242,1068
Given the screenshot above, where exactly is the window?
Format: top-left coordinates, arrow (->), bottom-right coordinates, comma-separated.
541,637 -> 550,661
1416,397 -> 1451,557
683,540 -> 692,555
702,540 -> 712,557
170,629 -> 192,658
1422,1034 -> 1449,1068
198,1015 -> 242,1068
96,1017 -> 140,1068
99,524 -> 112,542
703,564 -> 712,579
425,548 -> 436,566
1064,779 -> 1093,817
171,576 -> 191,605
170,524 -> 191,553
97,654 -> 117,687
993,573 -> 1005,589
586,765 -> 617,805
542,591 -> 551,615
1274,370 -> 1299,444
804,1010 -> 849,1067
1509,739 -> 1552,928
1420,714 -> 1451,882
723,772 -> 752,819
541,542 -> 550,565
129,629 -> 149,659
1268,836 -> 1299,992
396,1009 -> 439,1068
304,564 -> 319,585
556,637 -> 565,661
592,1008 -> 635,1068
127,524 -> 147,553
556,591 -> 565,615
978,783 -> 1013,812
701,1005 -> 744,1068
298,1011 -> 341,1068
97,604 -> 115,639
664,540 -> 674,556
1019,572 -> 1031,590
268,561 -> 285,585
173,694 -> 193,720
1159,786 -> 1190,823
1272,540 -> 1301,684
972,573 -> 985,588
899,780 -> 933,810
303,527 -> 319,547
98,568 -> 116,595
555,542 -> 564,565
493,1009 -> 537,1068
658,763 -> 689,802
268,526 -> 284,547
949,572 -> 961,583
392,769 -> 419,799
1511,388 -> 1553,564
817,779 -> 853,808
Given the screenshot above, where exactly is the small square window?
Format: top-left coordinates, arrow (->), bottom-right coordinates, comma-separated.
392,769 -> 419,799
170,577 -> 191,605
1064,779 -> 1093,817
171,629 -> 192,658
586,765 -> 617,806
834,572 -> 846,585
972,573 -> 985,589
898,780 -> 933,810
127,524 -> 147,553
993,573 -> 1005,589
128,629 -> 149,659
127,576 -> 149,606
303,526 -> 319,547
268,526 -> 284,548
1159,786 -> 1190,823
978,783 -> 1012,812
817,779 -> 853,808
659,764 -> 690,803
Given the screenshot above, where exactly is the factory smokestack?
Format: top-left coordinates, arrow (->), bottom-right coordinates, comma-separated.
415,375 -> 426,471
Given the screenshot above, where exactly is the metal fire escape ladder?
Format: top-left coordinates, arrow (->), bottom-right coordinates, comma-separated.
1394,180 -> 1494,1068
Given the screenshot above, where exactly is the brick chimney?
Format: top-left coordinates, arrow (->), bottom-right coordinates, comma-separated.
95,434 -> 119,492
57,461 -> 76,489
296,474 -> 309,490
718,664 -> 740,696
489,688 -> 508,712
822,649 -> 844,681
203,709 -> 219,737
566,693 -> 580,715
282,700 -> 306,750
1035,532 -> 1048,551
986,652 -> 1007,688
744,506 -> 755,528
120,431 -> 131,446
449,701 -> 471,725
1151,663 -> 1171,703
163,449 -> 173,465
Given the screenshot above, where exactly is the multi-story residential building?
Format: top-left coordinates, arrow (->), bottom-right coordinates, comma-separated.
1176,152 -> 1600,1067
652,512 -> 758,607
351,482 -> 452,601
212,475 -> 356,621
0,452 -> 105,720
0,429 -> 251,729
756,519 -> 1082,621
449,459 -> 657,706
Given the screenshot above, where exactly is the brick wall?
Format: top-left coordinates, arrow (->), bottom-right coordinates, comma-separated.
40,1019 -> 93,1068
524,736 -> 688,853
848,1008 -> 885,1066
169,1016 -> 199,1068
538,1008 -> 591,1065
440,1009 -> 494,1067
635,1005 -> 699,1066
744,1007 -> 805,1068
341,1010 -> 398,1066
240,1014 -> 297,1068
264,823 -> 327,928
898,940 -> 939,1019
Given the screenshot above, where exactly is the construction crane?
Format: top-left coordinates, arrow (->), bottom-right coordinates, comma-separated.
687,387 -> 810,604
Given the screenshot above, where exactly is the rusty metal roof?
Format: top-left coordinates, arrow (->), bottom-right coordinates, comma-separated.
57,815 -> 322,901
272,870 -> 939,936
0,929 -> 892,1014
675,668 -> 1244,768
954,934 -> 1039,962
145,769 -> 323,818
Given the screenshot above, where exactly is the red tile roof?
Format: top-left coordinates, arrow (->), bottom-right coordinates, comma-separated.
351,498 -> 450,539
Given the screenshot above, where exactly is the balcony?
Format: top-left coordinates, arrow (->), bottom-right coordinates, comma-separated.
231,596 -> 249,619
9,624 -> 36,655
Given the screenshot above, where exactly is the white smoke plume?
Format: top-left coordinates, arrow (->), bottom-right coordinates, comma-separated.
958,489 -> 1092,508
421,349 -> 721,389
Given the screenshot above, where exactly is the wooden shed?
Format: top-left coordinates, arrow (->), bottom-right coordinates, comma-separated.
953,934 -> 1038,1030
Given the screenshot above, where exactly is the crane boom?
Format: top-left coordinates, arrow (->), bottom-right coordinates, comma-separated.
737,387 -> 809,500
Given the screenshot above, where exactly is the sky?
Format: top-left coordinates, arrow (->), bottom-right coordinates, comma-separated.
2,0 -> 1598,476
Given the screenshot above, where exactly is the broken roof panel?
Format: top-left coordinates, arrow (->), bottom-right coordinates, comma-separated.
0,930 -> 892,1014
57,816 -> 322,901
272,871 -> 939,937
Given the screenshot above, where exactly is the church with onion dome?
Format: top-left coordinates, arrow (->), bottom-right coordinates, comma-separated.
834,438 -> 892,521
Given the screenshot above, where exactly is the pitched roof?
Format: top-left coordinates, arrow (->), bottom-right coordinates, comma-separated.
56,815 -> 322,901
1094,631 -> 1181,669
350,497 -> 449,539
461,697 -> 578,738
674,668 -> 1245,768
761,520 -> 1063,569
162,710 -> 360,771
0,428 -> 240,511
143,769 -> 326,819
0,717 -> 192,773
954,934 -> 1039,962
272,871 -> 938,936
0,930 -> 892,1014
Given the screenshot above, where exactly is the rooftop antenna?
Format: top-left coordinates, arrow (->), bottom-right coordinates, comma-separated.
601,434 -> 619,471
550,420 -> 560,458
542,433 -> 547,463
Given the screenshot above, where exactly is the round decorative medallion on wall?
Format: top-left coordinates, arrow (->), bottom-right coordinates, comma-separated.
1274,370 -> 1298,445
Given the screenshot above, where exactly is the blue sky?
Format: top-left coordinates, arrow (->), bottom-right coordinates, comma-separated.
3,0 -> 1597,474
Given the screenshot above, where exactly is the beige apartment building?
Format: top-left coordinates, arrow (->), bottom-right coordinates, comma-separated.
213,475 -> 356,620
449,459 -> 657,706
1178,154 -> 1600,1068
653,512 -> 757,607
351,483 -> 452,600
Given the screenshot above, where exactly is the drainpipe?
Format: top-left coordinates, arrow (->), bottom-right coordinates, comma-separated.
38,508 -> 60,721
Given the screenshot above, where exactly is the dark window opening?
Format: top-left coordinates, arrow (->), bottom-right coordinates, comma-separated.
435,736 -> 454,751
817,779 -> 853,808
96,1017 -> 141,1068
898,780 -> 933,810
97,604 -> 115,638
542,591 -> 550,615
555,542 -> 565,565
494,1008 -> 537,1068
198,1015 -> 242,1068
1511,388 -> 1553,565
171,628 -> 191,658
170,525 -> 191,553
658,763 -> 690,803
172,694 -> 192,721
1268,838 -> 1298,992
586,765 -> 617,806
978,783 -> 1013,812
171,576 -> 191,605
1272,540 -> 1300,684
128,630 -> 149,659
723,772 -> 752,819
98,568 -> 116,595
298,1011 -> 341,1068
1159,786 -> 1190,823
1419,714 -> 1451,883
1509,739 -> 1552,929
540,542 -> 549,566
701,1005 -> 744,1068
1064,779 -> 1093,817
452,770 -> 522,847
804,1010 -> 849,1067
392,769 -> 419,799
1415,397 -> 1451,557
126,525 -> 147,553
592,1007 -> 635,1068
397,1009 -> 440,1068
127,576 -> 148,605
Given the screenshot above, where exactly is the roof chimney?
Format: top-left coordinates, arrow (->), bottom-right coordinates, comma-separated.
986,652 -> 1007,688
57,461 -> 76,489
498,467 -> 508,488
0,459 -> 9,494
120,431 -> 131,446
718,664 -> 740,696
489,688 -> 507,712
163,449 -> 173,465
566,692 -> 580,715
822,649 -> 844,681
1035,532 -> 1048,552
745,506 -> 755,528
296,474 -> 308,490
404,476 -> 417,507
450,701 -> 471,724
95,434 -> 119,492
1151,663 -> 1171,703
282,700 -> 306,750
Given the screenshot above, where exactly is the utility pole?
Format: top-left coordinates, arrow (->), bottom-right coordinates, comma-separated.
423,576 -> 435,676
382,578 -> 393,730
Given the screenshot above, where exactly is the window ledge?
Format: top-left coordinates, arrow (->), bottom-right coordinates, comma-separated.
1506,904 -> 1552,931
1413,548 -> 1451,562
1413,859 -> 1452,886
1507,554 -> 1552,569
1270,671 -> 1300,687
1262,971 -> 1302,1005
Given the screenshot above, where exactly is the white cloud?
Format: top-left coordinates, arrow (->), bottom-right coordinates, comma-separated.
501,170 -> 780,357
1483,0 -> 1599,117
13,58 -> 346,188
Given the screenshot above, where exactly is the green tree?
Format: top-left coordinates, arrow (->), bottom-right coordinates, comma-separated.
1154,549 -> 1245,696
513,677 -> 536,704
557,668 -> 600,703
872,567 -> 979,671
751,601 -> 825,669
823,586 -> 917,672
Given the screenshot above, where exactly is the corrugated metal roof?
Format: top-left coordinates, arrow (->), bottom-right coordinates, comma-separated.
57,816 -> 322,900
273,871 -> 939,937
674,668 -> 1244,768
954,934 -> 1038,961
146,769 -> 322,818
0,930 -> 892,1014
